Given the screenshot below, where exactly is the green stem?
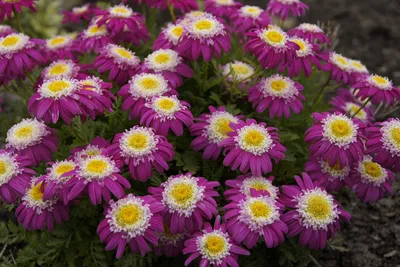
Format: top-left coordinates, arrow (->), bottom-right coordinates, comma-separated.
238,70 -> 262,84
311,74 -> 332,110
351,97 -> 371,118
167,1 -> 176,22
13,7 -> 23,33
25,71 -> 36,85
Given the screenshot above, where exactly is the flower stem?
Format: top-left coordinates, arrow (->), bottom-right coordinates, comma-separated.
311,74 -> 332,110
25,71 -> 36,85
13,7 -> 24,33
351,97 -> 372,118
167,1 -> 176,22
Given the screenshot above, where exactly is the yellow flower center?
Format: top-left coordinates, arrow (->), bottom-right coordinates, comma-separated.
29,183 -> 44,201
49,37 -> 67,46
335,56 -> 348,66
363,161 -> 382,178
139,77 -> 160,91
0,161 -> 9,176
292,39 -> 305,51
170,183 -> 194,205
114,47 -> 133,59
116,204 -> 142,227
371,75 -> 389,86
54,163 -> 75,176
113,7 -> 130,15
86,159 -> 108,175
330,119 -> 352,138
246,7 -> 259,13
249,200 -> 272,218
214,118 -> 233,137
243,129 -> 265,147
48,64 -> 68,76
216,0 -> 232,4
194,20 -> 213,31
189,11 -> 204,17
249,181 -> 268,191
390,127 -> 400,147
348,105 -> 366,119
88,25 -> 106,35
306,195 -> 332,221
15,126 -> 33,139
351,61 -> 364,70
156,98 -> 176,111
86,149 -> 101,156
127,133 -> 149,151
47,80 -> 70,93
232,65 -> 250,75
270,80 -> 287,92
1,35 -> 19,47
171,26 -> 183,38
154,53 -> 171,64
204,235 -> 226,255
265,30 -> 284,44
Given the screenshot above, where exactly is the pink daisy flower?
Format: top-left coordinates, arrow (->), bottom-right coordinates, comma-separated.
150,0 -> 198,13
40,60 -> 83,82
224,174 -> 279,201
6,118 -> 58,166
154,222 -> 189,257
305,112 -> 365,168
221,61 -> 255,84
320,52 -> 354,84
108,126 -> 174,182
346,156 -> 395,203
337,88 -> 374,109
94,44 -> 140,85
280,172 -> 351,249
153,22 -> 185,50
245,26 -> 298,69
365,118 -> 400,172
220,119 -> 286,176
190,106 -> 242,161
0,25 -> 14,37
204,0 -> 243,17
348,59 -> 369,82
0,33 -> 45,79
230,5 -> 271,34
224,192 -> 287,249
278,37 -> 320,77
267,0 -> 308,20
305,156 -> 350,192
183,215 -> 250,267
44,35 -> 76,60
119,73 -> 178,120
142,49 -> 194,88
0,150 -> 34,204
248,74 -> 305,118
97,194 -> 165,258
77,23 -> 114,53
70,136 -> 110,160
176,14 -> 231,61
0,0 -> 37,22
16,178 -> 70,231
329,92 -> 374,123
288,23 -> 330,44
141,95 -> 193,136
148,173 -> 219,234
352,74 -> 400,105
62,4 -> 96,24
66,153 -> 130,205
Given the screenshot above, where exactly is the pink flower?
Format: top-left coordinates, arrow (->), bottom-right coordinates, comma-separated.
153,22 -> 185,50
267,0 -> 308,20
44,35 -> 76,60
154,221 -> 189,257
70,136 -> 110,160
0,25 -> 14,37
76,23 -> 114,53
230,5 -> 271,34
0,0 -> 37,22
329,91 -> 374,123
204,0 -> 243,18
62,4 -> 97,24
288,23 -> 330,45
320,52 -> 353,84
150,0 -> 198,13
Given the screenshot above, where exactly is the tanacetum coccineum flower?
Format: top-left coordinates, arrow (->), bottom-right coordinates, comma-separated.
288,23 -> 330,44
119,73 -> 178,120
348,59 -> 369,82
77,23 -> 114,53
352,74 -> 400,105
190,106 -> 242,160
45,35 -> 76,60
280,173 -> 351,249
245,26 -> 298,69
365,118 -> 400,172
70,136 -> 110,160
248,74 -> 305,118
142,49 -> 194,88
6,118 -> 58,166
62,4 -> 96,24
150,0 -> 198,13
108,126 -> 174,182
0,25 -> 14,37
141,95 -> 194,136
94,44 -> 140,85
221,61 -> 255,83
0,0 -> 37,22
154,222 -> 189,257
16,178 -> 69,231
0,150 -> 34,204
267,0 -> 308,20
345,156 -> 395,203
97,194 -> 165,258
148,173 -> 219,234
320,52 -> 353,84
220,119 -> 286,176
329,92 -> 373,123
224,192 -> 287,249
176,14 -> 231,61
183,215 -> 250,267
40,59 -> 83,82
305,112 -> 365,167
153,22 -> 185,50
230,5 -> 271,34
204,0 -> 243,17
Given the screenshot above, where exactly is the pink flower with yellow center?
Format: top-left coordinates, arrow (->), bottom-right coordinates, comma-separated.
0,0 -> 37,22
267,0 -> 308,20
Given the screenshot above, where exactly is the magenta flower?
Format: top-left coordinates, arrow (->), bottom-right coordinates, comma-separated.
348,59 -> 369,82
142,49 -> 194,88
176,14 -> 231,61
305,112 -> 365,168
16,178 -> 69,231
66,153 -> 130,205
346,156 -> 395,203
148,173 -> 219,234
44,35 -> 76,60
0,150 -> 34,204
249,74 -> 305,118
365,118 -> 400,172
230,5 -> 271,34
280,172 -> 351,249
337,88 -> 374,109
153,22 -> 185,50
352,74 -> 400,105
40,60 -> 82,81
267,0 -> 308,20
94,44 -> 140,85
220,119 -> 286,176
329,92 -> 374,123
70,136 -> 110,160
221,61 -> 255,84
119,73 -> 178,120
204,0 -> 243,17
0,25 -> 14,37
278,37 -> 320,77
150,0 -> 198,13
108,126 -> 174,182
6,118 -> 58,166
183,215 -> 250,266
190,106 -> 242,160
77,23 -> 114,53
0,0 -> 37,22
305,156 -> 350,192
224,174 -> 279,201
141,95 -> 193,136
224,192 -> 287,249
245,26 -> 298,69
154,222 -> 189,257
320,52 -> 353,84
62,4 -> 96,24
288,23 -> 330,44
97,194 -> 164,258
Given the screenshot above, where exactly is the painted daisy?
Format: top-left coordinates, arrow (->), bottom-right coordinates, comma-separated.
0,25 -> 14,37
62,4 -> 96,24
97,194 -> 165,258
70,136 -> 111,161
6,118 -> 58,166
230,5 -> 271,34
148,173 -> 219,234
150,0 -> 198,13
329,92 -> 374,122
221,61 -> 255,83
108,126 -> 174,182
280,172 -> 351,249
249,74 -> 305,118
0,0 -> 37,22
190,106 -> 242,160
154,222 -> 189,257
204,0 -> 243,17
267,0 -> 308,20
77,23 -> 114,53
220,119 -> 286,176
41,59 -> 81,81
348,59 -> 369,82
153,22 -> 185,50
288,23 -> 330,44
320,52 -> 353,84
45,35 -> 76,60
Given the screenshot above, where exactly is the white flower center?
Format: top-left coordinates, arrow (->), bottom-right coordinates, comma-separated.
187,16 -> 225,38
215,0 -> 234,5
330,53 -> 350,71
74,144 -> 104,160
0,33 -> 29,54
78,155 -> 117,181
290,38 -> 312,57
23,182 -> 57,212
236,125 -> 274,155
357,156 -> 387,186
148,96 -> 182,119
277,0 -> 299,4
0,153 -> 20,186
6,118 -> 48,150
48,160 -> 76,183
44,60 -> 77,79
367,74 -> 393,90
349,60 -> 368,74
344,102 -> 367,121
38,78 -> 78,99
240,6 -> 263,18
46,35 -> 71,49
145,49 -> 180,71
119,127 -> 158,159
319,160 -> 349,181
84,25 -> 108,38
165,24 -> 184,44
240,176 -> 278,199
72,5 -> 88,14
381,119 -> 400,156
79,77 -> 102,93
322,114 -> 358,147
297,23 -> 323,33
109,5 -> 133,18
222,61 -> 255,81
197,231 -> 231,265
205,111 -> 238,144
129,74 -> 169,99
107,44 -> 140,67
259,27 -> 287,48
261,75 -> 299,100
